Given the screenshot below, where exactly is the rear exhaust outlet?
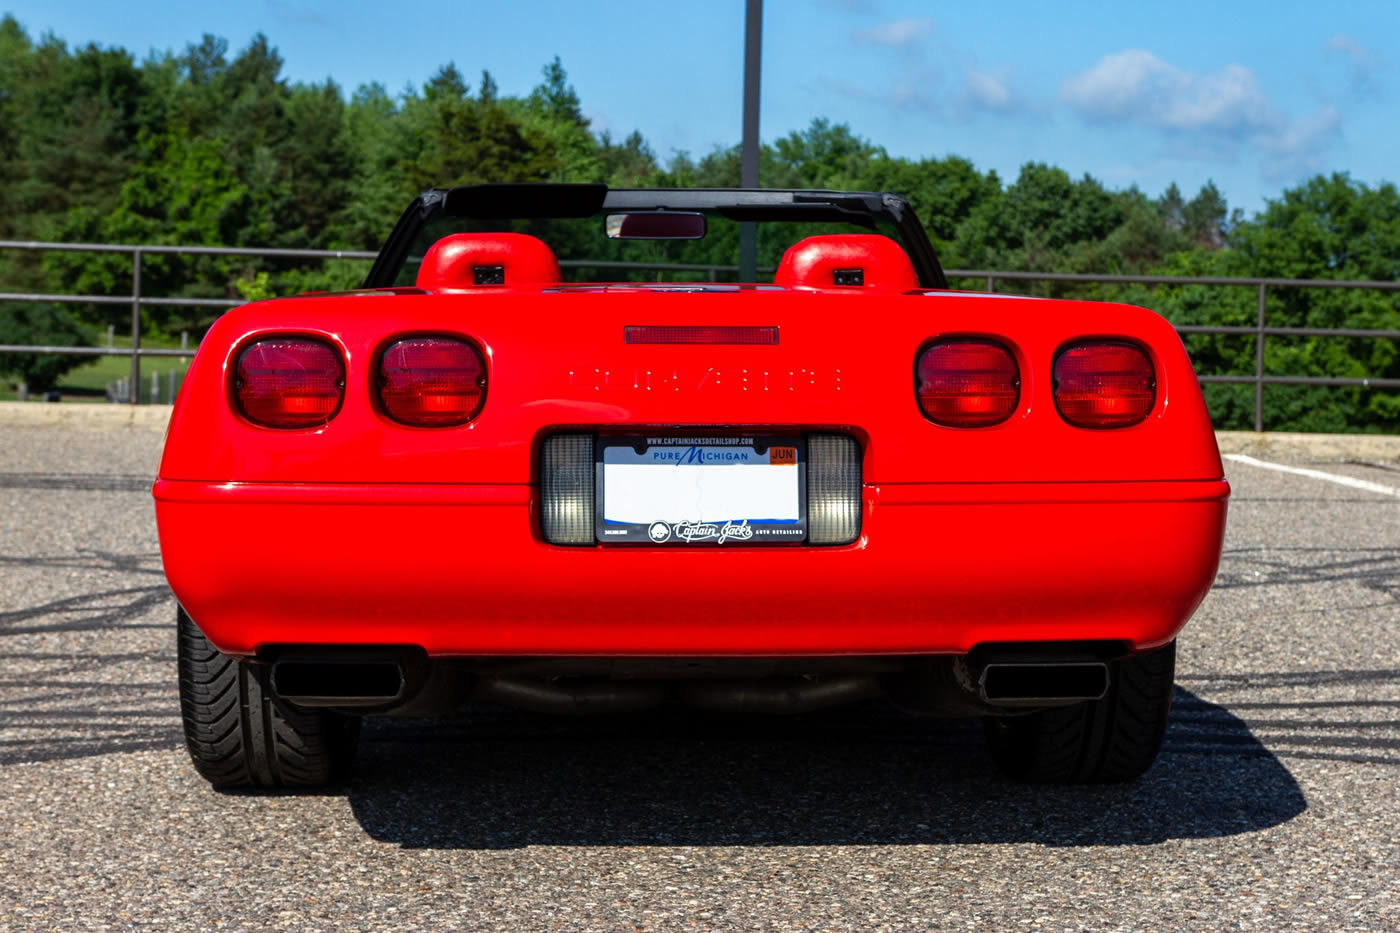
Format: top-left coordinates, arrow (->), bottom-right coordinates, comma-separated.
271,660 -> 406,707
978,662 -> 1109,706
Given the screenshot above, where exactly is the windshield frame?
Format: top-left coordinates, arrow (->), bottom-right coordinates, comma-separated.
364,185 -> 948,289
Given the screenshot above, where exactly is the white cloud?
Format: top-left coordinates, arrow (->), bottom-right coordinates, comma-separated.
1061,49 -> 1340,169
1256,107 -> 1340,156
1327,35 -> 1361,57
826,63 -> 1026,118
1257,107 -> 1342,181
853,18 -> 933,47
1061,50 -> 1271,132
839,17 -> 1030,116
963,69 -> 1014,112
1325,34 -> 1384,97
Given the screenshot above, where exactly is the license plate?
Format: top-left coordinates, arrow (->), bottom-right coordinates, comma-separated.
595,434 -> 807,544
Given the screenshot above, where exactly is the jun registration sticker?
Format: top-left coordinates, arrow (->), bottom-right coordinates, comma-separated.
595,435 -> 807,544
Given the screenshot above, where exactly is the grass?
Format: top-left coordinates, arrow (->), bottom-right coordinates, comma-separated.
1,333 -> 191,403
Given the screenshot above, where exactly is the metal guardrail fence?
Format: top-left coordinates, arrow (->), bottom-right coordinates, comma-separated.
2,239 -> 1399,430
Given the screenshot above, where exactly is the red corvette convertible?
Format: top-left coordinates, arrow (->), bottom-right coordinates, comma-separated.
154,185 -> 1229,788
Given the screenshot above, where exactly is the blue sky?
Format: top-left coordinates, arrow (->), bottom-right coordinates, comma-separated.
5,0 -> 1394,215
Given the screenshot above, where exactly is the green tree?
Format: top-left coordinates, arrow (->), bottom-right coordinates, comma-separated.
0,304 -> 91,391
0,18 -> 1395,428
1149,175 -> 1400,431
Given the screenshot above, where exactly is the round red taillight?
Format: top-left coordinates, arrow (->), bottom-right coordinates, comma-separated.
916,339 -> 1020,427
377,336 -> 486,426
234,337 -> 344,429
1053,341 -> 1156,428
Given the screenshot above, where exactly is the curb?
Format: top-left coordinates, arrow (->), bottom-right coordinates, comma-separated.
1214,430 -> 1400,463
1,403 -> 1397,461
0,401 -> 173,430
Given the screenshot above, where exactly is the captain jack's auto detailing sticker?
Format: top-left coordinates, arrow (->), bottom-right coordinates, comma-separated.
595,435 -> 807,545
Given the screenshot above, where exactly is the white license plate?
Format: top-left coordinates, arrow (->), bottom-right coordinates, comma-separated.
596,435 -> 806,544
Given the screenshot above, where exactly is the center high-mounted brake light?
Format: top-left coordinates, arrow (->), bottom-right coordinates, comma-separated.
624,325 -> 779,345
916,338 -> 1020,427
233,337 -> 344,429
377,336 -> 486,426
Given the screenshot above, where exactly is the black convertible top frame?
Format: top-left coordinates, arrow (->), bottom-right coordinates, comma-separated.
365,183 -> 948,289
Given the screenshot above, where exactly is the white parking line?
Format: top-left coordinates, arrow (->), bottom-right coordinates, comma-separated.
1223,453 -> 1399,497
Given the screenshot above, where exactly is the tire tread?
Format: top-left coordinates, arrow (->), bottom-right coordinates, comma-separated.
983,641 -> 1175,784
176,607 -> 356,788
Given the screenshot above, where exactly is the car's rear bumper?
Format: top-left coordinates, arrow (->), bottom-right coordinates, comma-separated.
153,479 -> 1228,658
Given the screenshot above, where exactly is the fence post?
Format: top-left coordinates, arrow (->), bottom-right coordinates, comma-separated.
129,249 -> 142,405
986,275 -> 995,293
1255,282 -> 1266,432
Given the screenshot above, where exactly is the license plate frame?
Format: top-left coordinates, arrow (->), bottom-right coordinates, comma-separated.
594,433 -> 807,545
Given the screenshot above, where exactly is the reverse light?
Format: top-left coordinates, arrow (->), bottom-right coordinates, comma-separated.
807,434 -> 862,545
1053,341 -> 1156,428
234,337 -> 344,429
916,339 -> 1020,427
540,434 -> 595,545
377,336 -> 486,426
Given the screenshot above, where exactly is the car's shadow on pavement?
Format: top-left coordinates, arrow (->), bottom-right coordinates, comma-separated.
345,686 -> 1307,849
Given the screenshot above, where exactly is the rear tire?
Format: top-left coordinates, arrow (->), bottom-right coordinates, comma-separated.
982,640 -> 1176,783
177,607 -> 358,788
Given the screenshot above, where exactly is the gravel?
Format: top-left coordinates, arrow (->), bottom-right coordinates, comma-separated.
0,426 -> 1395,931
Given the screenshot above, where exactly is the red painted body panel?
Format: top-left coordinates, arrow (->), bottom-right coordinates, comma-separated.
157,290 -> 1222,485
154,282 -> 1229,659
775,235 -> 918,291
153,478 -> 1226,657
416,233 -> 562,287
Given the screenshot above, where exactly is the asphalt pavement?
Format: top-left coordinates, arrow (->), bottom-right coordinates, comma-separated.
0,423 -> 1395,931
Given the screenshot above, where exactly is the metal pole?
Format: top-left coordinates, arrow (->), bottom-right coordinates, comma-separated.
130,249 -> 141,405
1255,283 -> 1266,432
986,275 -> 995,293
738,0 -> 762,283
